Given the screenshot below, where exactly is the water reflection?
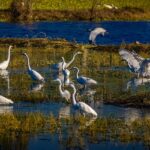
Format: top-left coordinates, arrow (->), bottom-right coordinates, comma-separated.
126,77 -> 150,91
30,82 -> 44,92
0,70 -> 10,95
0,105 -> 13,114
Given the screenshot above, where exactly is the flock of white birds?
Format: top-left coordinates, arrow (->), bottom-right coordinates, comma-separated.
0,27 -> 148,117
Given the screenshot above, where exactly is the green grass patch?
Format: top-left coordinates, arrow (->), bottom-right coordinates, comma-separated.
0,0 -> 150,10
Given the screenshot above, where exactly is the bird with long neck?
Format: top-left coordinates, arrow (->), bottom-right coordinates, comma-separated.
55,78 -> 71,101
23,53 -> 45,82
0,45 -> 13,70
65,51 -> 82,68
52,51 -> 82,71
70,83 -> 97,117
62,57 -> 70,85
72,67 -> 97,87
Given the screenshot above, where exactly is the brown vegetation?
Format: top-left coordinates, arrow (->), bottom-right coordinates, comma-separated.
0,7 -> 150,22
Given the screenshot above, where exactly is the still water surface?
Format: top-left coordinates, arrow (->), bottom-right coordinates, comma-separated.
0,21 -> 150,45
0,40 -> 150,149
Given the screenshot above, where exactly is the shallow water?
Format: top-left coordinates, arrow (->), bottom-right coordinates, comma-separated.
0,21 -> 150,45
0,40 -> 150,149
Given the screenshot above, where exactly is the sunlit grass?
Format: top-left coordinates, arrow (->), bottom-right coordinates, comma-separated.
0,0 -> 150,10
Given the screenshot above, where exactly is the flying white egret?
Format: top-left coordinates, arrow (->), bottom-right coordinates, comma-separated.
55,78 -> 71,101
72,67 -> 97,87
89,27 -> 107,45
0,45 -> 13,70
0,95 -> 13,105
52,51 -> 82,71
119,48 -> 150,77
23,53 -> 45,82
70,83 -> 97,117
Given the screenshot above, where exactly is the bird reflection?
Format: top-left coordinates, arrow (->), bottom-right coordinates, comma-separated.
0,70 -> 10,95
0,105 -> 13,114
124,108 -> 141,125
126,77 -> 150,91
30,82 -> 44,92
58,105 -> 71,119
79,86 -> 96,103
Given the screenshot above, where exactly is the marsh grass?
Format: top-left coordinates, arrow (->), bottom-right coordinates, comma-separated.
0,40 -> 149,105
0,113 -> 150,144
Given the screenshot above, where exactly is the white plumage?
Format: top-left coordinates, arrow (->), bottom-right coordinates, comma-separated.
119,48 -> 150,77
119,48 -> 143,73
55,78 -> 71,101
70,83 -> 97,117
52,51 -> 82,71
23,53 -> 45,82
73,67 -> 97,87
0,45 -> 13,70
0,95 -> 13,105
103,4 -> 118,9
89,27 -> 107,45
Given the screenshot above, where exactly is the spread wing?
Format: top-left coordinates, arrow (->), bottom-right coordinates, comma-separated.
89,28 -> 106,43
119,49 -> 144,73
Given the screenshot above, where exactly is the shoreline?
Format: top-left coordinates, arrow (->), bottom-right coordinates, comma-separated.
0,8 -> 150,22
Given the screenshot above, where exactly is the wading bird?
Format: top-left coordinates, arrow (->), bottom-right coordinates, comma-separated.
0,95 -> 13,105
72,67 -> 97,87
70,83 -> 97,117
119,49 -> 150,77
23,53 -> 45,82
52,51 -> 82,71
89,27 -> 107,45
0,45 -> 13,70
55,78 -> 71,101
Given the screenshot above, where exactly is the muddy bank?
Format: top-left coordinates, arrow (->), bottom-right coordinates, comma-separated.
0,38 -> 149,52
0,7 -> 150,22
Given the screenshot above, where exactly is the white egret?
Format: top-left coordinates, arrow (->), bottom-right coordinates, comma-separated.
52,51 -> 82,71
119,48 -> 150,77
72,67 -> 97,87
70,83 -> 97,117
89,27 -> 107,45
0,45 -> 13,70
55,78 -> 71,101
61,57 -> 71,85
103,4 -> 118,9
62,57 -> 70,78
23,53 -> 45,82
0,95 -> 13,105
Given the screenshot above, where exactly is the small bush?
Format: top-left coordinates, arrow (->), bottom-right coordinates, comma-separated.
10,0 -> 32,22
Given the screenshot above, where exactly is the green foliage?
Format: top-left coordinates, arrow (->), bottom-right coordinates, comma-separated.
0,0 -> 150,10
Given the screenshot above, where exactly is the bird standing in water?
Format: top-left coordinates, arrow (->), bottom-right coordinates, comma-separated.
23,53 -> 45,82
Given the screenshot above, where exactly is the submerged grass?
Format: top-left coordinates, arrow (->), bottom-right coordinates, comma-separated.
0,112 -> 150,145
0,39 -> 149,106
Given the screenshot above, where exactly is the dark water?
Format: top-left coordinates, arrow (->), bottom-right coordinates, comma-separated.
0,21 -> 150,45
